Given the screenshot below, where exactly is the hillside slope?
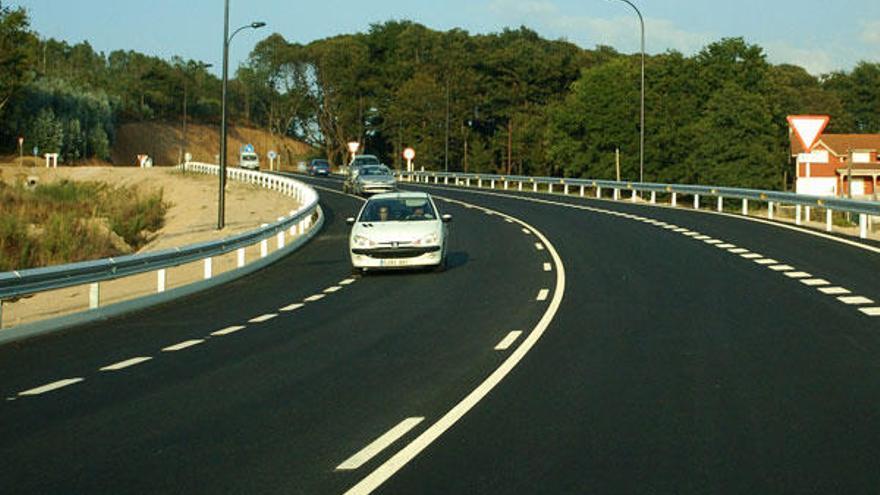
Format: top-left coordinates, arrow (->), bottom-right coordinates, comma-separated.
112,122 -> 314,169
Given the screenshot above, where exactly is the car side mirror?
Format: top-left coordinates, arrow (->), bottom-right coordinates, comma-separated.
441,214 -> 453,223
346,217 -> 355,225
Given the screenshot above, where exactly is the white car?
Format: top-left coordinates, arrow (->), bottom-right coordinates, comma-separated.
347,192 -> 451,272
240,152 -> 260,170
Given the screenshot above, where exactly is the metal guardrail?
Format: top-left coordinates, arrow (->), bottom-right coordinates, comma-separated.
0,162 -> 320,310
397,170 -> 880,239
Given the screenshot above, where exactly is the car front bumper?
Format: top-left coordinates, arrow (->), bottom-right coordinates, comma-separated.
350,246 -> 442,269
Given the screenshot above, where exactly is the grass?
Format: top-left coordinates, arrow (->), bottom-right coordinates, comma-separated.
0,179 -> 168,271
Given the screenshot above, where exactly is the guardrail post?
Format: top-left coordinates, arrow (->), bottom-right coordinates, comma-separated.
277,230 -> 285,249
860,214 -> 868,239
504,180 -> 509,190
580,185 -> 585,197
805,206 -> 811,223
204,257 -> 213,280
717,196 -> 723,212
237,248 -> 246,268
650,191 -> 656,204
564,184 -> 569,195
596,186 -> 601,198
518,181 -> 523,192
89,283 -> 100,309
444,176 -> 449,185
742,198 -> 748,215
466,178 -> 471,187
826,209 -> 833,232
478,178 -> 483,188
548,183 -> 553,194
671,192 -> 677,207
694,194 -> 700,210
533,182 -> 538,192
157,269 -> 166,293
613,188 -> 619,200
261,238 -> 269,258
491,179 -> 495,189
796,204 -> 802,225
768,202 -> 774,220
631,190 -> 638,203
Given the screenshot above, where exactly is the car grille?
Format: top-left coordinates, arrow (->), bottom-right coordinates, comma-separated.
352,246 -> 440,258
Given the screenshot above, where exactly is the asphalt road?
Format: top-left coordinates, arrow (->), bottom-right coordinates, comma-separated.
2,174 -> 879,494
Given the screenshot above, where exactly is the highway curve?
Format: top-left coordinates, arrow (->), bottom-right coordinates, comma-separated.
0,177 -> 558,494
2,174 -> 880,494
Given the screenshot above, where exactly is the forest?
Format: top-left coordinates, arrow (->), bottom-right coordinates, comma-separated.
2,2 -> 879,189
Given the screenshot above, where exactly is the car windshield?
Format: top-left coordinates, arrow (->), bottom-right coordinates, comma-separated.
353,156 -> 380,166
359,197 -> 436,222
242,153 -> 257,161
359,166 -> 390,177
312,160 -> 329,167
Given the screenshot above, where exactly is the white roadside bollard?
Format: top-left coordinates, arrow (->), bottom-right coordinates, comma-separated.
237,248 -> 246,268
157,269 -> 167,293
650,191 -> 656,204
742,198 -> 748,216
533,182 -> 538,192
518,182 -> 523,192
580,185 -> 585,197
89,283 -> 100,309
631,190 -> 638,203
596,186 -> 602,198
613,189 -> 620,201
805,206 -> 811,222
768,202 -> 774,220
826,209 -> 833,232
860,214 -> 868,239
204,257 -> 213,280
277,231 -> 285,249
796,204 -> 802,225
672,192 -> 677,207
717,196 -> 723,212
694,194 -> 700,210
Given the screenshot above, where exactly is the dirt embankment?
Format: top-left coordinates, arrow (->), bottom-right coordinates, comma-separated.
111,121 -> 315,168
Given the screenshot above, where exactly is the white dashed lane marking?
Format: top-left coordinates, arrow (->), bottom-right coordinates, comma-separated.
305,294 -> 326,302
280,303 -> 305,312
769,265 -> 794,271
100,357 -> 152,371
162,340 -> 204,352
729,248 -> 749,254
784,272 -> 812,279
249,313 -> 278,323
535,243 -> 545,251
521,228 -> 532,235
19,378 -> 84,396
858,307 -> 880,316
336,418 -> 425,471
324,286 -> 342,293
838,296 -> 874,305
819,287 -> 851,295
543,263 -> 552,272
536,289 -> 550,301
740,253 -> 763,259
800,279 -> 830,287
339,278 -> 356,286
494,331 -> 524,351
211,325 -> 246,336
754,258 -> 778,265
717,243 -> 736,249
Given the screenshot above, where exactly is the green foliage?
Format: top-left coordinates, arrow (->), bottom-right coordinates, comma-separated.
0,180 -> 167,270
0,1 -> 32,114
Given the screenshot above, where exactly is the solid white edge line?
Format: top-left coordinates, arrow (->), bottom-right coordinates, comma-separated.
19,378 -> 84,396
100,357 -> 153,371
211,325 -> 246,336
343,195 -> 566,495
162,339 -> 204,352
494,331 -> 524,351
336,418 -> 426,471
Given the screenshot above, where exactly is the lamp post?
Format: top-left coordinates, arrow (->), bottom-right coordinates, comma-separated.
610,0 -> 645,183
218,0 -> 265,230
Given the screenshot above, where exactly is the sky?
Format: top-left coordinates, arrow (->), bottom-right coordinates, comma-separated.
12,0 -> 880,76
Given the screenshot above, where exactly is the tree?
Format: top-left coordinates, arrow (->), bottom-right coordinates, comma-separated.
0,2 -> 33,114
28,107 -> 63,154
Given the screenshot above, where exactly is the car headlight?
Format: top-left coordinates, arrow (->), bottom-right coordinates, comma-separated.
414,232 -> 440,246
353,234 -> 376,248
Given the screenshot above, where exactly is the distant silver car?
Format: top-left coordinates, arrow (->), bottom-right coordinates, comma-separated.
344,165 -> 397,195
239,152 -> 260,170
347,191 -> 451,272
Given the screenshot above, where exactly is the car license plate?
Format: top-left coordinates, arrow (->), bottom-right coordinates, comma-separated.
380,259 -> 411,267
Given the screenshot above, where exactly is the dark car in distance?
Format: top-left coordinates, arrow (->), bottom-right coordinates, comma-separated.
308,159 -> 332,176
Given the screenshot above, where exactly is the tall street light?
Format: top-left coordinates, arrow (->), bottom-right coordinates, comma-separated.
219,0 -> 266,230
610,0 -> 645,183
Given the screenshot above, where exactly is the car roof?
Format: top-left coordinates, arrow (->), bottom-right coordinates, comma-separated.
368,191 -> 429,201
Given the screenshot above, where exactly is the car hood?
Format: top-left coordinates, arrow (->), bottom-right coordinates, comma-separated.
351,220 -> 441,244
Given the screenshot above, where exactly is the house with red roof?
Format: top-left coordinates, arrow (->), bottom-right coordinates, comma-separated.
791,132 -> 880,199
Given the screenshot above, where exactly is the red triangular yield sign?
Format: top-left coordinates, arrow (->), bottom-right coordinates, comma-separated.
787,115 -> 830,152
